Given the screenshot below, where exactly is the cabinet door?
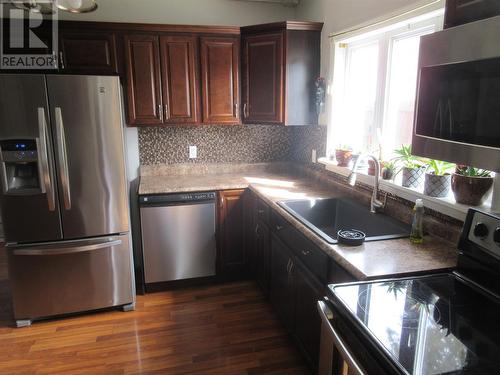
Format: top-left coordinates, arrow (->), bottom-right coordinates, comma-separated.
270,235 -> 295,332
200,36 -> 240,124
160,35 -> 199,124
445,0 -> 500,28
255,220 -> 271,295
294,265 -> 322,369
218,190 -> 247,277
242,33 -> 284,124
59,32 -> 117,74
124,34 -> 163,126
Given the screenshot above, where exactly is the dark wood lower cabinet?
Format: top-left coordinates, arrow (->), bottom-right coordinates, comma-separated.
255,219 -> 271,295
294,264 -> 322,366
270,235 -> 296,333
218,190 -> 248,278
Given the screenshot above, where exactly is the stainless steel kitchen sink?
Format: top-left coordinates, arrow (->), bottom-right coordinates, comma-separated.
277,197 -> 410,244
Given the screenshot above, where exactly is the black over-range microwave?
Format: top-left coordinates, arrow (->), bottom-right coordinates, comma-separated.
412,15 -> 500,172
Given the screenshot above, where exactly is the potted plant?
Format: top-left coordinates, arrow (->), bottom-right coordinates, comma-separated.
424,159 -> 455,198
451,166 -> 494,206
393,145 -> 426,188
335,146 -> 353,167
381,161 -> 396,180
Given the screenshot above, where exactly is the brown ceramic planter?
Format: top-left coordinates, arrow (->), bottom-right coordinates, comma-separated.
368,159 -> 376,176
451,173 -> 494,206
335,149 -> 352,167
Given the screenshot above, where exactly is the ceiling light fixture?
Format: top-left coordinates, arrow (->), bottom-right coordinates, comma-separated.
11,0 -> 98,14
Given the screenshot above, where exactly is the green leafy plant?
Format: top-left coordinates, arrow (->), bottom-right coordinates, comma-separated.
455,165 -> 492,178
392,145 -> 426,170
426,159 -> 455,176
382,161 -> 397,172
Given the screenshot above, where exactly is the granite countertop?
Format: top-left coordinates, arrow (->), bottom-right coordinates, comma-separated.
139,170 -> 458,281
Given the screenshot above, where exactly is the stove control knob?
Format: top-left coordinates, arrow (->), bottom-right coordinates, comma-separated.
494,228 -> 500,244
474,222 -> 489,239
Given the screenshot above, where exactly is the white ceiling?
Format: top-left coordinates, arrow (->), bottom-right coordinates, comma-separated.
232,0 -> 300,8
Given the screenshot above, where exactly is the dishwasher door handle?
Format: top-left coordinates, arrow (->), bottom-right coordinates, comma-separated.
317,300 -> 366,375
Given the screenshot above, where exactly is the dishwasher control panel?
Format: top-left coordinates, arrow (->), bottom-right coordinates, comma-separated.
140,192 -> 216,205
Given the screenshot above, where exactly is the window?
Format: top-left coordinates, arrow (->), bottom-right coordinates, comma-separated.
329,9 -> 444,160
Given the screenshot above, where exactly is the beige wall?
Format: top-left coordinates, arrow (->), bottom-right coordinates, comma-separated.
59,0 -> 295,26
295,0 -> 437,78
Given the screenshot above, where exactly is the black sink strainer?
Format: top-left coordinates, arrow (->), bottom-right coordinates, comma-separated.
337,229 -> 366,246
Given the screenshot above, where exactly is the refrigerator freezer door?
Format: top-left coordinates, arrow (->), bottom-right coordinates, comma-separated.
0,75 -> 62,243
46,75 -> 129,239
7,234 -> 134,321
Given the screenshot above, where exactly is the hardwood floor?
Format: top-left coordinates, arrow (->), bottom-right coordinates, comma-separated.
0,250 -> 310,375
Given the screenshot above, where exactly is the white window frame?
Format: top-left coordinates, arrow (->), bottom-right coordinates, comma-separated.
318,1 -> 496,222
328,9 -> 444,158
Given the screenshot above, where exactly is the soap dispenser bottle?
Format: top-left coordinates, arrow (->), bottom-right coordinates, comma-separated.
410,199 -> 424,244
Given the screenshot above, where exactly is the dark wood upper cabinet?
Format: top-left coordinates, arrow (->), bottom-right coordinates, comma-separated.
59,32 -> 118,74
242,33 -> 284,124
124,34 -> 163,126
200,36 -> 240,124
218,189 -> 248,278
445,0 -> 500,28
241,21 -> 323,126
159,36 -> 199,124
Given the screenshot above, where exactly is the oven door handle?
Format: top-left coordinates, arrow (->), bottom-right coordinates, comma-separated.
317,300 -> 366,375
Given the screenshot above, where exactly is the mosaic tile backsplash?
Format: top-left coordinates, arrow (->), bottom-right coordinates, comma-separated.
138,124 -> 326,165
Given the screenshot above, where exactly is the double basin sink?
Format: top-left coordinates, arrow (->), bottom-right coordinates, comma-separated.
277,197 -> 410,245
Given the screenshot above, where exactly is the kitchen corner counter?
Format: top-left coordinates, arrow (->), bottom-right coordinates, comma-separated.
139,169 -> 458,281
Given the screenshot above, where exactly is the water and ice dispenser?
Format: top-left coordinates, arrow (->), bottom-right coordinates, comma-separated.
0,139 -> 44,195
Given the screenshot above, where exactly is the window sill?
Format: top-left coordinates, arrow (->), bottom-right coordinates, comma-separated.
318,157 -> 491,222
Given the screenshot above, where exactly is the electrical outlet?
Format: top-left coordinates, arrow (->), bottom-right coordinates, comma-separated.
311,149 -> 317,163
189,145 -> 197,159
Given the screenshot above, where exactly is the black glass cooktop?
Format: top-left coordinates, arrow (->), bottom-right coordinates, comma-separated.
330,274 -> 500,375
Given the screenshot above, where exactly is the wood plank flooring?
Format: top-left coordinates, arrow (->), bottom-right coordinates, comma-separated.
0,245 -> 309,375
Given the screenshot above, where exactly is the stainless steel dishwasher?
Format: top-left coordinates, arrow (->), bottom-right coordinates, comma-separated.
139,192 -> 216,284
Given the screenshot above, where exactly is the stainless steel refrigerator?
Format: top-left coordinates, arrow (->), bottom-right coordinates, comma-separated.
0,75 -> 135,327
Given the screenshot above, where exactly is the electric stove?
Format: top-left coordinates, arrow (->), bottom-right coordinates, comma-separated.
321,208 -> 500,375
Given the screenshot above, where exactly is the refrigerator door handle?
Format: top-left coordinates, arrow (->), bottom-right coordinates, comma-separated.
37,107 -> 56,211
12,238 -> 122,256
54,107 -> 71,210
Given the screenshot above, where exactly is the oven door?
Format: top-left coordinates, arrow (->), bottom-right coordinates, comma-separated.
412,15 -> 500,171
317,300 -> 366,375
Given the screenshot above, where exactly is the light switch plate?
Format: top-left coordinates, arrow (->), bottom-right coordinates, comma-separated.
189,145 -> 197,159
311,149 -> 317,163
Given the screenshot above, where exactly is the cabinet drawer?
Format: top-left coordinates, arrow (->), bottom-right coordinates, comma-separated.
271,210 -> 328,283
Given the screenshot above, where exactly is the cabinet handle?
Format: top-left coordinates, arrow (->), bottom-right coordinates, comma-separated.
301,250 -> 310,256
286,259 -> 291,274
289,261 -> 294,274
234,102 -> 239,116
255,223 -> 260,236
243,103 -> 249,118
59,51 -> 65,70
258,209 -> 265,214
220,196 -> 224,207
276,225 -> 284,232
157,104 -> 163,121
